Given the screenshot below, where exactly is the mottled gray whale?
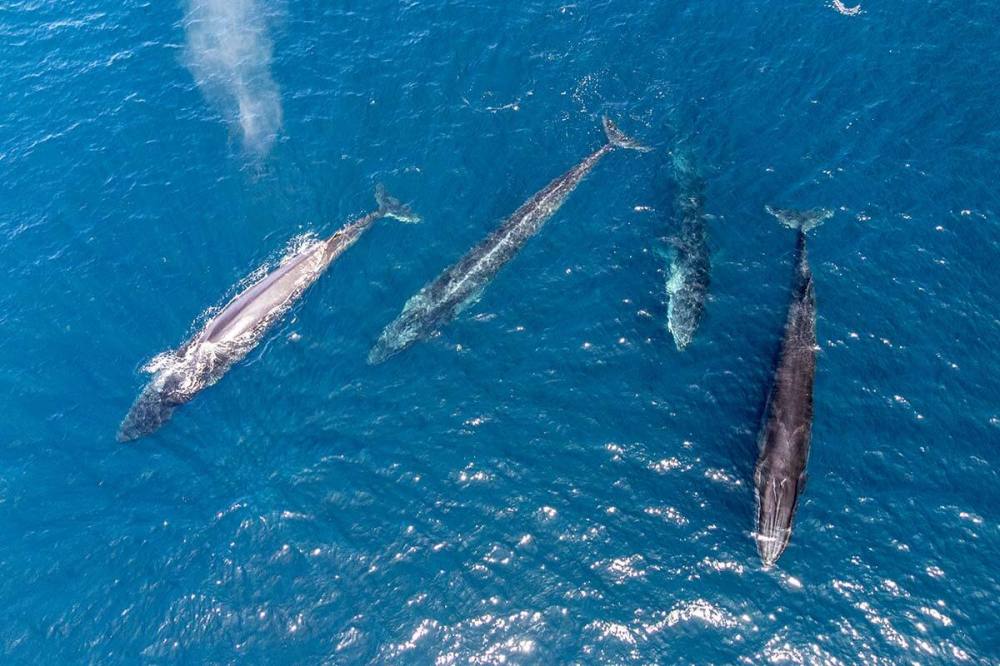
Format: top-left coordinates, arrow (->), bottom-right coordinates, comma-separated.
119,186 -> 419,441
665,150 -> 710,350
369,117 -> 649,363
753,204 -> 832,567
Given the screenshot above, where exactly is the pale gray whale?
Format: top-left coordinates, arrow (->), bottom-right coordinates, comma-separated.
369,117 -> 649,363
665,149 -> 710,350
753,205 -> 832,567
119,186 -> 419,441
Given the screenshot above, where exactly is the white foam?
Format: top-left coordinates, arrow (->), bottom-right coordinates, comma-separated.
832,0 -> 862,16
183,0 -> 283,154
142,350 -> 180,374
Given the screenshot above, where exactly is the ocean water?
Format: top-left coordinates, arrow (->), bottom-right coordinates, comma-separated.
1,0 -> 998,662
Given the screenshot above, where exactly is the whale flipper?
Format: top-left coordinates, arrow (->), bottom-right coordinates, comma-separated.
765,205 -> 833,233
603,117 -> 652,152
376,184 -> 421,223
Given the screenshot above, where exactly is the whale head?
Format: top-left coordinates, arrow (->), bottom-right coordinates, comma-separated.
368,292 -> 444,364
118,369 -> 193,442
754,467 -> 804,567
368,315 -> 424,364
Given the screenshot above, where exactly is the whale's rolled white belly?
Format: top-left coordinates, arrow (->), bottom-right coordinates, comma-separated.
199,240 -> 328,344
118,185 -> 421,442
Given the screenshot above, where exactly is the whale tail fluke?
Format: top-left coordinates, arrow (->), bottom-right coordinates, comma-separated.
766,205 -> 833,233
603,116 -> 652,152
376,184 -> 421,223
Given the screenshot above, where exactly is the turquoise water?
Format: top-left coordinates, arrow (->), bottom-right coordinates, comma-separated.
2,0 -> 998,662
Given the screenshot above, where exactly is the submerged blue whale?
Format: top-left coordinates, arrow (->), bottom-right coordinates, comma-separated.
369,117 -> 650,363
119,187 -> 419,441
665,149 -> 710,350
753,205 -> 832,566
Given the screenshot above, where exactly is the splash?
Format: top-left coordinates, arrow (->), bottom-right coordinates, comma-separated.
832,0 -> 862,16
141,350 -> 180,374
182,0 -> 283,154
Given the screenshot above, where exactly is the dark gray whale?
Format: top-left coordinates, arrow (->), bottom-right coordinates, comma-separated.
753,205 -> 832,566
369,117 -> 649,363
665,150 -> 709,350
118,186 -> 419,441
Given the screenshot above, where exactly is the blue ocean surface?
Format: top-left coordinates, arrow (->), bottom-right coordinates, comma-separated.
1,0 -> 998,662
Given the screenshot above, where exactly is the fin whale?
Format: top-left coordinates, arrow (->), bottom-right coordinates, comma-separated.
369,117 -> 649,363
118,186 -> 419,441
753,204 -> 833,567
